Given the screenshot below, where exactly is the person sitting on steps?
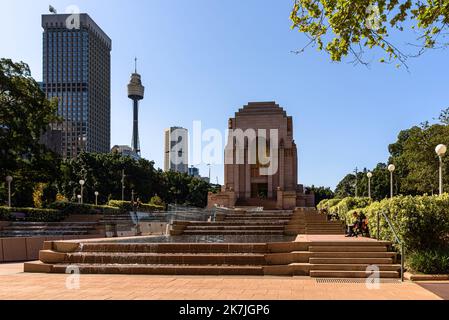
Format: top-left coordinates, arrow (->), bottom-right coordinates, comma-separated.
346,211 -> 362,237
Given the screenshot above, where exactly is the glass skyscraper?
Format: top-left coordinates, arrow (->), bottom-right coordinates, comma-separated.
42,13 -> 111,158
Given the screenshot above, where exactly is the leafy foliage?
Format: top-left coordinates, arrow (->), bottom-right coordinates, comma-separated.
107,200 -> 164,212
290,0 -> 449,68
0,59 -> 61,207
306,185 -> 335,206
317,198 -> 343,210
408,249 -> 449,274
0,206 -> 63,222
329,196 -> 372,217
48,201 -> 123,215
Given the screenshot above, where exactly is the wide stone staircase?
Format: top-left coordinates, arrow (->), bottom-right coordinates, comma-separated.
24,208 -> 401,278
0,222 -> 101,238
285,209 -> 345,235
287,239 -> 401,278
175,210 -> 293,236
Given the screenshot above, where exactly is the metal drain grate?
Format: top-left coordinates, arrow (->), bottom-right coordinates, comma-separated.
316,278 -> 402,284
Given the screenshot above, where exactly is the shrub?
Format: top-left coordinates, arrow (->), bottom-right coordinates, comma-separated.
407,249 -> 449,274
318,198 -> 342,210
329,197 -> 372,218
366,195 -> 449,252
48,201 -> 123,215
0,207 -> 63,222
107,200 -> 164,212
150,195 -> 165,207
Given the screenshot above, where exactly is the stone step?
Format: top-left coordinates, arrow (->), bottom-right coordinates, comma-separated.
189,222 -> 285,226
185,226 -> 285,231
309,257 -> 394,265
310,270 -> 400,279
4,226 -> 96,230
0,230 -> 90,236
66,253 -> 266,265
304,231 -> 345,235
77,243 -> 269,254
10,222 -> 99,226
306,222 -> 343,225
309,264 -> 401,271
51,264 -> 264,275
183,230 -> 285,235
309,246 -> 387,252
307,241 -> 392,247
309,252 -> 397,258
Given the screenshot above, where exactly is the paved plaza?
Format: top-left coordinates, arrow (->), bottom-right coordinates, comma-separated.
0,263 -> 446,300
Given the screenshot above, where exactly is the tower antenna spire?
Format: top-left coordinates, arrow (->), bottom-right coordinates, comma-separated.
134,57 -> 137,73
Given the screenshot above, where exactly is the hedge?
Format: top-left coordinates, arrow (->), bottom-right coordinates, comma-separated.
107,200 -> 164,212
329,197 -> 372,218
317,198 -> 342,210
0,207 -> 64,222
48,202 -> 123,215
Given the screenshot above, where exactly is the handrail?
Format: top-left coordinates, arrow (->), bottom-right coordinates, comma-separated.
377,210 -> 405,282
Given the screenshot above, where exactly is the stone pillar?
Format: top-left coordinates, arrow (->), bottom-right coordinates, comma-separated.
279,146 -> 285,191
245,162 -> 251,199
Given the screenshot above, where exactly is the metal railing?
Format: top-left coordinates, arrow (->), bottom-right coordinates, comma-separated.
376,210 -> 405,282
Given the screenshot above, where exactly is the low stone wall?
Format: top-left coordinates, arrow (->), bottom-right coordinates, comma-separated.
0,235 -> 104,263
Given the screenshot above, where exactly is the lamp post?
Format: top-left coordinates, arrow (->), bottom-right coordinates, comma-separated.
388,164 -> 395,198
94,191 -> 99,206
354,167 -> 358,198
79,180 -> 85,204
5,176 -> 13,208
207,164 -> 211,183
121,170 -> 125,201
77,194 -> 82,204
367,172 -> 373,199
436,144 -> 447,196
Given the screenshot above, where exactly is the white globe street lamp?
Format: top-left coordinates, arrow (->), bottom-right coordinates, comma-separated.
5,176 -> 13,208
79,180 -> 85,204
94,191 -> 99,206
367,172 -> 373,199
388,164 -> 396,198
436,144 -> 447,196
77,194 -> 82,204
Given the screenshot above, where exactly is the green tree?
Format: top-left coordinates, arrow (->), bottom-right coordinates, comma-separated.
388,117 -> 449,195
290,0 -> 449,68
0,59 -> 60,206
335,173 -> 356,198
306,185 -> 335,206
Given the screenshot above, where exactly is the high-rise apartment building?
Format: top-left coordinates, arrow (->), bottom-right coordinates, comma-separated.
41,13 -> 111,158
164,127 -> 188,173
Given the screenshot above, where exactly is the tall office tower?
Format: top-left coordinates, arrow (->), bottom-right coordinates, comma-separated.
127,59 -> 144,156
42,13 -> 111,158
164,127 -> 189,173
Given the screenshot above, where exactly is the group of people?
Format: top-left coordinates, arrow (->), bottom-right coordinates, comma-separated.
319,209 -> 370,238
346,211 -> 370,237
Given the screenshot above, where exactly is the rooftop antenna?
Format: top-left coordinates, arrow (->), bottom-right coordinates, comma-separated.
49,5 -> 57,14
134,57 -> 137,73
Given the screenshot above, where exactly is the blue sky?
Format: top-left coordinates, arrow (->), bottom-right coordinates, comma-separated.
1,0 -> 448,189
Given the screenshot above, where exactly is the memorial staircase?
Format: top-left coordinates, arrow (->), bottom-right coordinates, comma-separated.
24,208 -> 401,278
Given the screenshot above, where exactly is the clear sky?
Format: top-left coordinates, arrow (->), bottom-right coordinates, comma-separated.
1,0 -> 448,189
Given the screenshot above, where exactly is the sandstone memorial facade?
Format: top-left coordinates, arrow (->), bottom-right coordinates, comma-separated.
208,102 -> 314,209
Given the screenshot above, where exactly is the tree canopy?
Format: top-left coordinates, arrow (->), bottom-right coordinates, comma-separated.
0,58 -> 60,206
290,0 -> 449,68
335,108 -> 449,199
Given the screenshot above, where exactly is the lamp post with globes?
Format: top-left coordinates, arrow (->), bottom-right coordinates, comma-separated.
79,180 -> 85,204
77,195 -> 82,204
367,172 -> 373,199
388,164 -> 395,198
95,191 -> 99,206
436,144 -> 447,196
5,176 -> 13,208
